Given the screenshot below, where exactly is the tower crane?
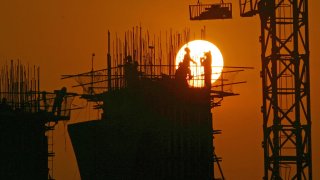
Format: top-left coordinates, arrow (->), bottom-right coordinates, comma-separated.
190,0 -> 312,179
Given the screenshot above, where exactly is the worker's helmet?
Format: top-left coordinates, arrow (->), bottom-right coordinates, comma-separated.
61,87 -> 67,92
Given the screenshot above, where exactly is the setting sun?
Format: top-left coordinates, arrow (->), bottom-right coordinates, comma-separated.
175,40 -> 224,87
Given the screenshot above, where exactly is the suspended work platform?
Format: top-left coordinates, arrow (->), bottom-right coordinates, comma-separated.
189,2 -> 232,20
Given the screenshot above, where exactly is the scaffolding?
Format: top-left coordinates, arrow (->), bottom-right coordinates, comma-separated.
0,60 -> 76,180
63,27 -> 251,179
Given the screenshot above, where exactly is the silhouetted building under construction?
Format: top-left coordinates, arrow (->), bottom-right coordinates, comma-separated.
66,29 -> 247,180
0,61 -> 74,179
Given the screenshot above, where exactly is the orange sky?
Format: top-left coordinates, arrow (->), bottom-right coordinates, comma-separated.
1,0 -> 319,179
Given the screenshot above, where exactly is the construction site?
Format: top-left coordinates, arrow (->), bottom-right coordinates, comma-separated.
0,0 -> 318,179
0,61 -> 75,179
61,25 -> 250,179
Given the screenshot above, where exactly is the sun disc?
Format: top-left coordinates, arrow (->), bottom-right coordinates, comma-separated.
175,40 -> 224,87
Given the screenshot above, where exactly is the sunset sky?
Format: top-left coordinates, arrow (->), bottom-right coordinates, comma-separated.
0,0 -> 319,179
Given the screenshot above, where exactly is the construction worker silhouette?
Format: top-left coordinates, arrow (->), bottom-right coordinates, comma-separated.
0,97 -> 11,111
124,55 -> 139,88
201,51 -> 212,89
175,62 -> 188,87
52,87 -> 67,118
182,47 -> 197,80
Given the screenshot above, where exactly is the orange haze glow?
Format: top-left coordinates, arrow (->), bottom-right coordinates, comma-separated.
1,1 -> 320,180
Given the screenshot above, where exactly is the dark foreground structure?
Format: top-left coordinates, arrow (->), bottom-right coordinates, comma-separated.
69,79 -> 214,179
0,61 -> 74,179
0,111 -> 48,179
65,29 -> 246,179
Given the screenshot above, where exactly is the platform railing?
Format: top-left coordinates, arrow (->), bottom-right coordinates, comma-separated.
189,3 -> 232,20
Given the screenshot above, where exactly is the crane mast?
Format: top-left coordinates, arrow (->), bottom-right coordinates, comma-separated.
240,0 -> 311,179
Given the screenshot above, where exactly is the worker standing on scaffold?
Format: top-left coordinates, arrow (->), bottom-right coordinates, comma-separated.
182,47 -> 197,80
124,55 -> 139,88
201,51 -> 212,89
0,98 -> 11,112
52,87 -> 67,120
